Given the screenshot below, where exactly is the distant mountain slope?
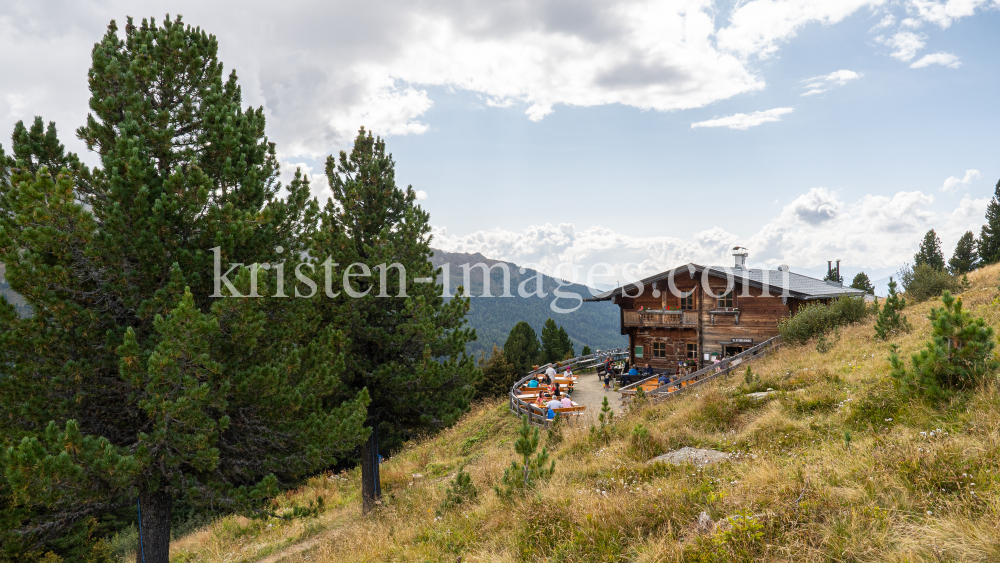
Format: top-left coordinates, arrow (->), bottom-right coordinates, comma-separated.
430,249 -> 626,358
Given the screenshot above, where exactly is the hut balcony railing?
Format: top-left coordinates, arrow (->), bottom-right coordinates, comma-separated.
623,309 -> 698,327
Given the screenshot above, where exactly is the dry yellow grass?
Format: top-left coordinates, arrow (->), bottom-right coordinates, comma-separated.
166,264 -> 1000,563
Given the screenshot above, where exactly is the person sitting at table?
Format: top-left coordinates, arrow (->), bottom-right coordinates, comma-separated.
658,373 -> 669,387
546,394 -> 563,413
560,394 -> 573,408
563,367 -> 573,377
643,363 -> 653,376
626,365 -> 639,384
528,377 -> 539,388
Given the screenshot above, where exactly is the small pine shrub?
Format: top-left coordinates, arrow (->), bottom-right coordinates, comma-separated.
589,396 -> 616,444
778,295 -> 870,345
891,291 -> 998,400
873,277 -> 910,340
598,396 -> 614,427
743,366 -> 759,387
438,466 -> 478,514
496,416 -> 555,499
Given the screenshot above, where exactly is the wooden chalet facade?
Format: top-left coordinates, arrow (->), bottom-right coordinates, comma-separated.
586,249 -> 865,372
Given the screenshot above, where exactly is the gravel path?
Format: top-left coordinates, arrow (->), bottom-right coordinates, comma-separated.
568,370 -> 622,424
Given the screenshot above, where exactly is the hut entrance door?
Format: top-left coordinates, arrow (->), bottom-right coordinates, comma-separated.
724,345 -> 744,357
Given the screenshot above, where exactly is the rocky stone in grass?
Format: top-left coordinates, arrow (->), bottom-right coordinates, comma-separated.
648,447 -> 730,466
746,391 -> 777,400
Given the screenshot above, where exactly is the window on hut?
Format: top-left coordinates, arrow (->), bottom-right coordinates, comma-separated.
680,290 -> 694,310
717,290 -> 733,309
652,342 -> 667,358
686,343 -> 697,360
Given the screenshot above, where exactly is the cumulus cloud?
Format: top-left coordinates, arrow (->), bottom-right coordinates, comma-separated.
2,0 -> 945,162
716,0 -> 885,59
1,0 -> 993,165
691,107 -> 793,130
910,52 -> 962,68
415,190 -> 428,200
941,169 -> 981,192
801,69 -> 862,96
433,188 -> 988,282
879,31 -> 927,61
907,0 -> 995,28
871,14 -> 896,30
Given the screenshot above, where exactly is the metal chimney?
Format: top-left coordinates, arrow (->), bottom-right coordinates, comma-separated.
732,246 -> 748,269
836,259 -> 842,286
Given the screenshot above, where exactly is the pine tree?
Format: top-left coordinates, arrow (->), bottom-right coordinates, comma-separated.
890,291 -> 997,400
873,277 -> 910,340
495,416 -> 554,499
914,229 -> 946,270
0,17 -> 369,561
850,272 -> 875,294
311,128 -> 479,513
541,318 -> 562,363
948,231 -> 979,274
504,321 -> 542,375
556,325 -> 575,359
474,345 -> 520,400
979,179 -> 1000,265
581,345 -> 592,356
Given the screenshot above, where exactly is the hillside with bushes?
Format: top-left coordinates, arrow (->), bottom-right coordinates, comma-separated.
150,263 -> 1000,562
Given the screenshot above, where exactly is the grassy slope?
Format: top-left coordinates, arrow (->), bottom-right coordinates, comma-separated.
168,265 -> 1000,563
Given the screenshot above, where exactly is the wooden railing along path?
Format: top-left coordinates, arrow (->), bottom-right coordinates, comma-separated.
618,336 -> 781,406
508,348 -> 628,426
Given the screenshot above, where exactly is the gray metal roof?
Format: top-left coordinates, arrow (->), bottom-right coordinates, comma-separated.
585,264 -> 866,302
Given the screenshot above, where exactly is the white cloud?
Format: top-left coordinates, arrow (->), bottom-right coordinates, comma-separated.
433,187 -> 988,280
871,14 -> 896,30
879,31 -> 927,61
907,0 -> 995,29
717,0 -> 887,59
910,52 -> 962,68
691,107 -> 793,130
415,190 -> 429,200
941,169 -> 981,192
801,69 -> 861,96
0,0 -> 911,160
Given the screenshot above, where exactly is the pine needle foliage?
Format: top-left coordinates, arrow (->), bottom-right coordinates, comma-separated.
0,16 -> 370,561
914,229 -> 946,271
948,231 -> 979,275
437,466 -> 478,515
849,272 -> 875,294
979,179 -> 1000,265
890,291 -> 998,400
495,416 -> 554,499
873,278 -> 911,340
310,128 -> 479,513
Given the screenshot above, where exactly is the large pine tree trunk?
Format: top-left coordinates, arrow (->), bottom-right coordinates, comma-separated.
360,424 -> 382,513
135,489 -> 172,563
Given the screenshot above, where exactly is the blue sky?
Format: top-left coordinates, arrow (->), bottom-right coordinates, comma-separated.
1,0 -> 998,290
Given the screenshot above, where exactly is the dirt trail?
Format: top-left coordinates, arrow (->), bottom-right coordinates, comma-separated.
567,370 -> 622,425
255,525 -> 342,563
